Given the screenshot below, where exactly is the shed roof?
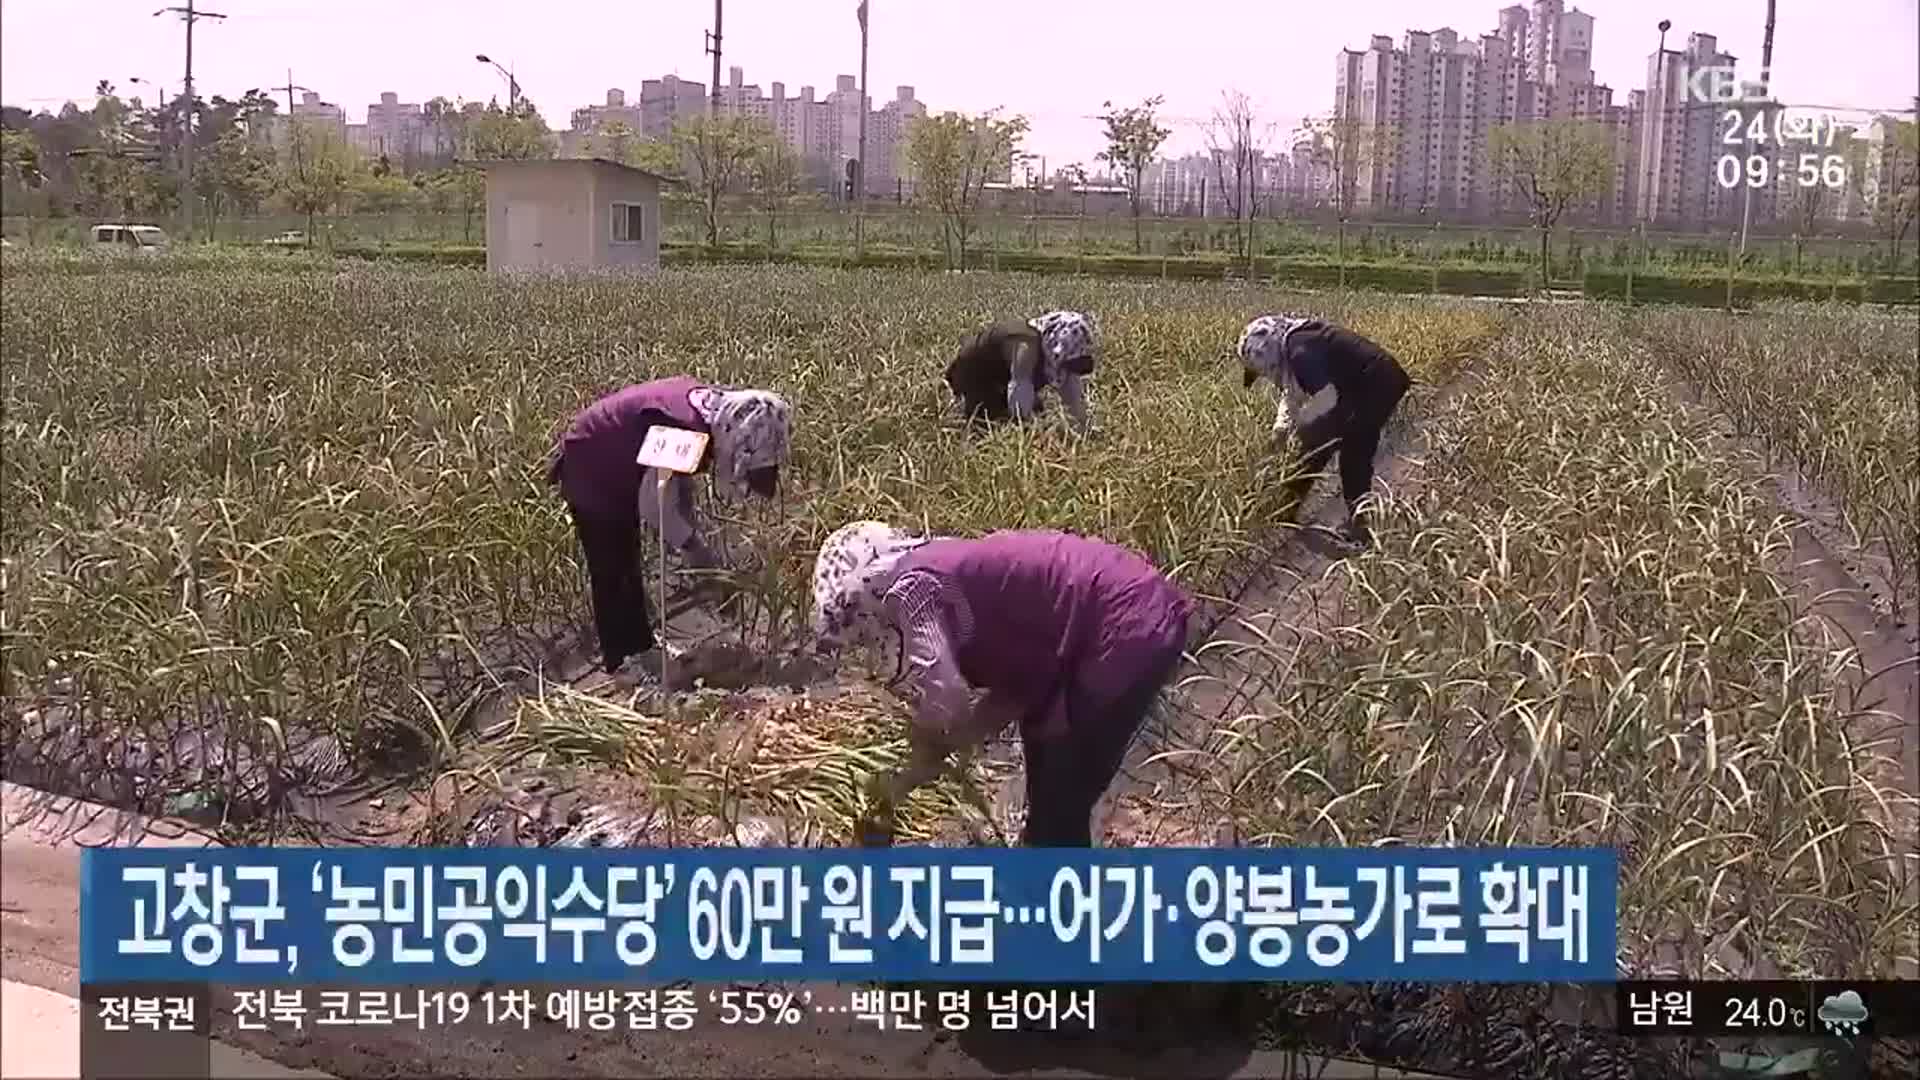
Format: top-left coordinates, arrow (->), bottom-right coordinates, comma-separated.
460,156 -> 674,184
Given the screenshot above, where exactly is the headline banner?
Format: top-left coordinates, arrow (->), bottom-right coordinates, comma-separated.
82,847 -> 1617,984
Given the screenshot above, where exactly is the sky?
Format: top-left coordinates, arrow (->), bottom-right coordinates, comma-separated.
2,0 -> 1915,167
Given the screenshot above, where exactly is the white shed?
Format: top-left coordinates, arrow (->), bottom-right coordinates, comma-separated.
470,157 -> 670,273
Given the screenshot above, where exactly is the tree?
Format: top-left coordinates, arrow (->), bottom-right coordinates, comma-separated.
671,113 -> 767,248
1868,113 -> 1919,274
585,120 -> 679,179
351,170 -> 418,239
422,96 -> 462,166
1058,161 -> 1089,204
1,128 -> 42,186
0,127 -> 48,217
748,132 -> 802,250
1095,95 -> 1171,253
1204,89 -> 1273,257
1296,113 -> 1385,224
467,100 -> 551,160
196,127 -> 273,238
592,120 -> 639,165
1486,119 -> 1615,283
626,138 -> 682,180
905,108 -> 1028,270
277,118 -> 360,240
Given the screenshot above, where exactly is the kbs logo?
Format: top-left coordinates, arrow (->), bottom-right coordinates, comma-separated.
1686,65 -> 1766,105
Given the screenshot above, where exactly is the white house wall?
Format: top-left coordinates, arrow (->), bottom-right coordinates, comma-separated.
591,165 -> 662,271
485,164 -> 595,272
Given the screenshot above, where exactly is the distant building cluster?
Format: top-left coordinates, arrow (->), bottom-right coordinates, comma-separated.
270,89 -> 471,170
1142,0 -> 1910,229
563,66 -> 928,198
263,2 -> 1909,228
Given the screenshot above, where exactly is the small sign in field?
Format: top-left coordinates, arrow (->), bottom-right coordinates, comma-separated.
636,427 -> 709,475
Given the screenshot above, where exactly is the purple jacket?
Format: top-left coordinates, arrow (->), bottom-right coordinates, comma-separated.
898,530 -> 1191,730
556,376 -> 712,518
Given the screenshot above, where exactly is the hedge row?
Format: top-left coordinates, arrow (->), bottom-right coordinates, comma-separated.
324,241 -> 1917,307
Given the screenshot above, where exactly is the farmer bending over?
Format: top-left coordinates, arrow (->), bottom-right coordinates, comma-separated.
810,521 -> 1191,847
547,376 -> 793,678
944,310 -> 1099,434
1235,314 -> 1413,546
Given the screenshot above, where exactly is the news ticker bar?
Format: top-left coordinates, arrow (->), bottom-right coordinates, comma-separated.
1615,980 -> 1919,1039
84,979 -> 1920,1045
79,980 -> 1103,1080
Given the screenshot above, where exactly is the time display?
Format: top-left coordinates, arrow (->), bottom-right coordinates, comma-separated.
1716,153 -> 1849,191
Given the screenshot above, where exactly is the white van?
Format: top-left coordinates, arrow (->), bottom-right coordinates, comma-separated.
91,224 -> 171,254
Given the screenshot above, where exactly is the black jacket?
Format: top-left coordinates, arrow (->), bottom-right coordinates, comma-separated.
945,319 -> 1050,417
1272,320 -> 1411,412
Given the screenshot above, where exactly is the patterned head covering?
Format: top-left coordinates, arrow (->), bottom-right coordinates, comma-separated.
1028,310 -> 1099,379
1235,314 -> 1309,386
811,520 -> 937,662
704,389 -> 792,500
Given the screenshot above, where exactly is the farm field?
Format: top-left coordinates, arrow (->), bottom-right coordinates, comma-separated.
2,255 -> 1916,1076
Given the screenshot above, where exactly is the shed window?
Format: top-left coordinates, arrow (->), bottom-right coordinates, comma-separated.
611,201 -> 647,243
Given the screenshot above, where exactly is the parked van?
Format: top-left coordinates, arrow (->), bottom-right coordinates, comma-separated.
91,224 -> 171,253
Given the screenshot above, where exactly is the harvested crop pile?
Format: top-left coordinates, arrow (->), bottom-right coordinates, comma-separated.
418,679 -> 1016,849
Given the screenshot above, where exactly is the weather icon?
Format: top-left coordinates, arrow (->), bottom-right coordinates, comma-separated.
1817,990 -> 1869,1037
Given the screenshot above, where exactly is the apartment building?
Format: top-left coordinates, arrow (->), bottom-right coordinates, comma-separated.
348,91 -> 424,162
1333,0 -> 1650,224
1144,154 -> 1213,216
639,75 -> 708,139
272,89 -> 347,151
571,88 -> 645,139
1861,115 -> 1917,224
568,66 -> 923,197
1640,31 -> 1739,226
866,85 -> 927,199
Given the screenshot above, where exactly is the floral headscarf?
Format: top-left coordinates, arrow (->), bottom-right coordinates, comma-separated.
811,520 -> 936,660
1028,310 -> 1098,380
697,389 -> 793,501
1235,314 -> 1309,386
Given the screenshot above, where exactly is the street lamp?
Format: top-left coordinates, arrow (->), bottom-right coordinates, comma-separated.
128,75 -> 169,108
1643,19 -> 1671,227
475,54 -> 520,112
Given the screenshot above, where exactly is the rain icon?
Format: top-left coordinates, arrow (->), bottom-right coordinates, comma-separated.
1817,990 -> 1869,1038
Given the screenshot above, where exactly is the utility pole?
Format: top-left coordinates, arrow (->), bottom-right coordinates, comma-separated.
1738,0 -> 1777,257
155,0 -> 225,242
274,72 -> 314,171
705,0 -> 723,117
855,1 -> 870,260
274,71 -> 315,242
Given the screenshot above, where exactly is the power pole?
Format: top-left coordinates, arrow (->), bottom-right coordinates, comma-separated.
705,0 -> 723,117
275,72 -> 314,176
855,1 -> 870,261
155,0 -> 225,242
1738,0 -> 1777,257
